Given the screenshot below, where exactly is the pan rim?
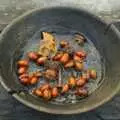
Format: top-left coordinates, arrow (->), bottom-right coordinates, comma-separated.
0,7 -> 120,114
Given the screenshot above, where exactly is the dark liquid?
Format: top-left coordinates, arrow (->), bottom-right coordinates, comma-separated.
20,26 -> 104,104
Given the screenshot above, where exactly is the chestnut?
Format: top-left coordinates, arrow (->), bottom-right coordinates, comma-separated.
64,60 -> 74,68
43,89 -> 51,100
90,69 -> 97,79
62,84 -> 69,93
74,61 -> 84,71
60,53 -> 69,64
33,89 -> 43,97
27,51 -> 38,60
37,56 -> 47,65
40,84 -> 51,92
17,60 -> 29,67
68,76 -> 76,88
76,77 -> 86,87
51,87 -> 59,98
30,76 -> 38,85
18,67 -> 27,74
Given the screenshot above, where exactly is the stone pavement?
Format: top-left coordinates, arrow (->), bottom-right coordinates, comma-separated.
0,0 -> 120,120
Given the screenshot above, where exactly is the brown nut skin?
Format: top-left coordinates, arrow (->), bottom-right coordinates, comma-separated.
82,71 -> 90,81
74,61 -> 84,71
68,76 -> 76,88
17,60 -> 29,67
52,53 -> 63,61
76,77 -> 86,87
89,69 -> 97,79
27,51 -> 38,60
64,60 -> 74,68
75,88 -> 88,96
33,89 -> 43,97
62,84 -> 69,93
51,87 -> 59,98
18,67 -> 27,74
30,76 -> 38,85
20,77 -> 30,85
60,53 -> 69,64
43,89 -> 51,100
75,51 -> 87,59
19,73 -> 29,79
73,54 -> 82,62
40,84 -> 51,92
60,40 -> 69,48
37,56 -> 47,65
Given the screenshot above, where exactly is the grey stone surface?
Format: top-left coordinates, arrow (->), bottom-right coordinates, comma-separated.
0,0 -> 120,120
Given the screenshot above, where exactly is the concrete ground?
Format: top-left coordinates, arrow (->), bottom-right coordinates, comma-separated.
0,0 -> 120,28
0,0 -> 120,120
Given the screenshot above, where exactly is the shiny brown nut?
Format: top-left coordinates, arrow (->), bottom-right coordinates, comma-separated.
17,60 -> 29,67
19,73 -> 29,79
90,69 -> 97,79
64,60 -> 74,68
18,67 -> 27,74
51,87 -> 59,98
43,69 -> 57,80
60,53 -> 69,64
82,71 -> 90,81
40,84 -> 51,92
75,88 -> 88,96
27,51 -> 38,60
74,61 -> 84,71
73,54 -> 83,62
75,51 -> 87,59
52,53 -> 63,61
62,84 -> 69,93
76,77 -> 86,87
43,89 -> 51,100
60,40 -> 69,48
37,56 -> 47,65
68,76 -> 76,87
30,76 -> 38,85
20,77 -> 30,85
34,89 -> 43,97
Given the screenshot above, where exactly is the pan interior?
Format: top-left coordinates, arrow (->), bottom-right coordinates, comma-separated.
15,25 -> 104,105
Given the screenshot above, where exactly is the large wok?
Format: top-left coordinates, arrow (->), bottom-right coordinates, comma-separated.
0,7 -> 120,114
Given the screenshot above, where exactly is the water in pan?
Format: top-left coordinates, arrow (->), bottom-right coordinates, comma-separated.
20,26 -> 104,104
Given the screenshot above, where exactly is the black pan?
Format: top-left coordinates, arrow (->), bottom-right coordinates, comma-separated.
0,7 -> 120,114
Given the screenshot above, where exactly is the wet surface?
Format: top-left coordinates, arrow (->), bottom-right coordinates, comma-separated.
17,27 -> 103,104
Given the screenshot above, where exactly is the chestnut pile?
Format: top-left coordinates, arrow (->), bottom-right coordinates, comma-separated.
17,32 -> 97,101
